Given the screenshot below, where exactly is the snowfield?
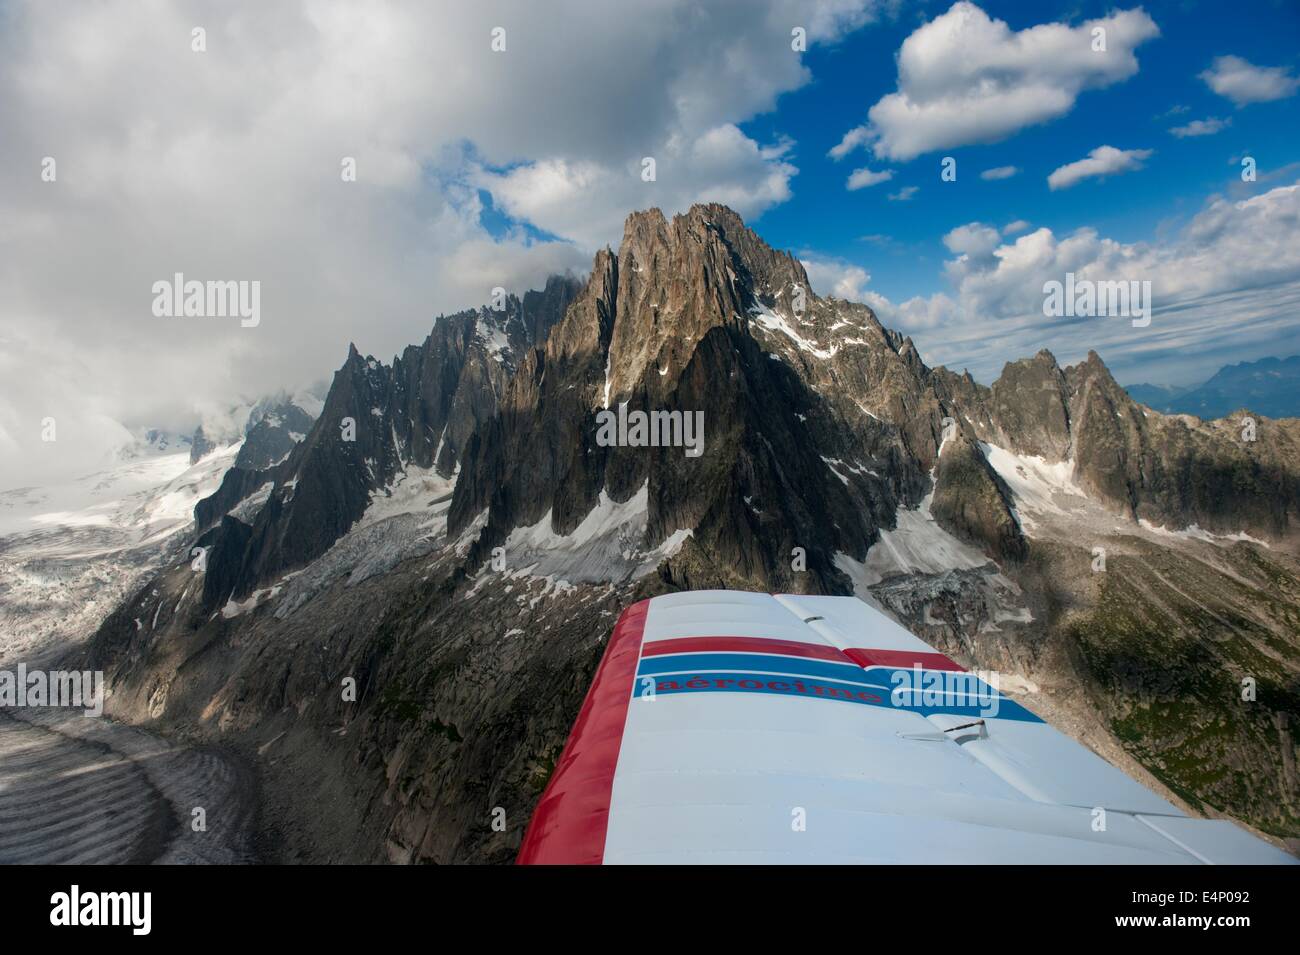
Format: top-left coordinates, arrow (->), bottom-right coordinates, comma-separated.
834,484 -> 989,594
980,442 -> 1087,532
268,463 -> 458,619
980,441 -> 1270,548
1137,519 -> 1270,548
496,481 -> 691,585
0,442 -> 239,665
266,470 -> 692,621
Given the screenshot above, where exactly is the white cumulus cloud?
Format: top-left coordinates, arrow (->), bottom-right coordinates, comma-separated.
863,182 -> 1300,385
1047,146 -> 1153,190
479,127 -> 798,249
942,223 -> 1002,258
802,257 -> 874,301
1169,117 -> 1231,138
846,167 -> 894,190
831,2 -> 1159,161
1201,55 -> 1300,107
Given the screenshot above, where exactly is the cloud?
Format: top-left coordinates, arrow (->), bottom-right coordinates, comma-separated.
828,126 -> 872,161
942,223 -> 1002,258
846,167 -> 894,190
1201,55 -> 1300,107
980,166 -> 1020,181
1002,220 -> 1031,235
479,127 -> 797,248
863,182 -> 1300,384
888,185 -> 919,201
1047,145 -> 1153,190
472,0 -> 886,245
0,0 -> 881,488
1169,117 -> 1231,138
802,257 -> 873,301
802,255 -> 957,331
831,2 -> 1159,161
862,291 -> 959,332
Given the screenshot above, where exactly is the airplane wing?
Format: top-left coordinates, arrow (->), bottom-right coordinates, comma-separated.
517,590 -> 1295,864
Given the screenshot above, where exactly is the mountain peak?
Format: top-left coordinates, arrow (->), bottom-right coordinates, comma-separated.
616,203 -> 810,298
1079,349 -> 1108,371
620,205 -> 669,240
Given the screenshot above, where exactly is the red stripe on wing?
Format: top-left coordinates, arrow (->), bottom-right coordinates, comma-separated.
843,648 -> 963,671
642,636 -> 963,673
641,635 -> 851,663
516,599 -> 649,865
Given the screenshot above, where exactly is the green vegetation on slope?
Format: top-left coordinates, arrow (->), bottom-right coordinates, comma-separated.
1065,541 -> 1300,836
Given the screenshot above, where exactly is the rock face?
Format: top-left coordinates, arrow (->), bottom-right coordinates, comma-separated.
194,466 -> 276,534
930,432 -> 1026,562
989,349 -> 1073,460
934,349 -> 1300,538
449,204 -> 929,596
235,401 -> 315,470
192,277 -> 581,611
78,203 -> 1300,861
188,425 -> 216,464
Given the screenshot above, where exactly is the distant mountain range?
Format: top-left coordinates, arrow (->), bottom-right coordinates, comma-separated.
1126,356 -> 1300,420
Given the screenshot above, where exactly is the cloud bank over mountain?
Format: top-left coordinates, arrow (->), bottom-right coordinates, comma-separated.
0,0 -> 881,488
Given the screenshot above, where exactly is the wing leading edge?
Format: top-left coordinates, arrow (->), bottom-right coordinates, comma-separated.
517,591 -> 1294,865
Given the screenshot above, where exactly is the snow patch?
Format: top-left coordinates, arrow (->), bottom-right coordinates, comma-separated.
499,482 -> 691,586
601,351 -> 612,409
476,315 -> 511,363
748,303 -> 837,360
837,486 -> 990,592
657,528 -> 694,557
822,457 -> 851,486
1138,519 -> 1270,548
360,463 -> 457,530
981,443 -> 1086,532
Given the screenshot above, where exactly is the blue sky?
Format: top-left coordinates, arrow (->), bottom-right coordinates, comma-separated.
742,1 -> 1300,385
751,1 -> 1299,302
